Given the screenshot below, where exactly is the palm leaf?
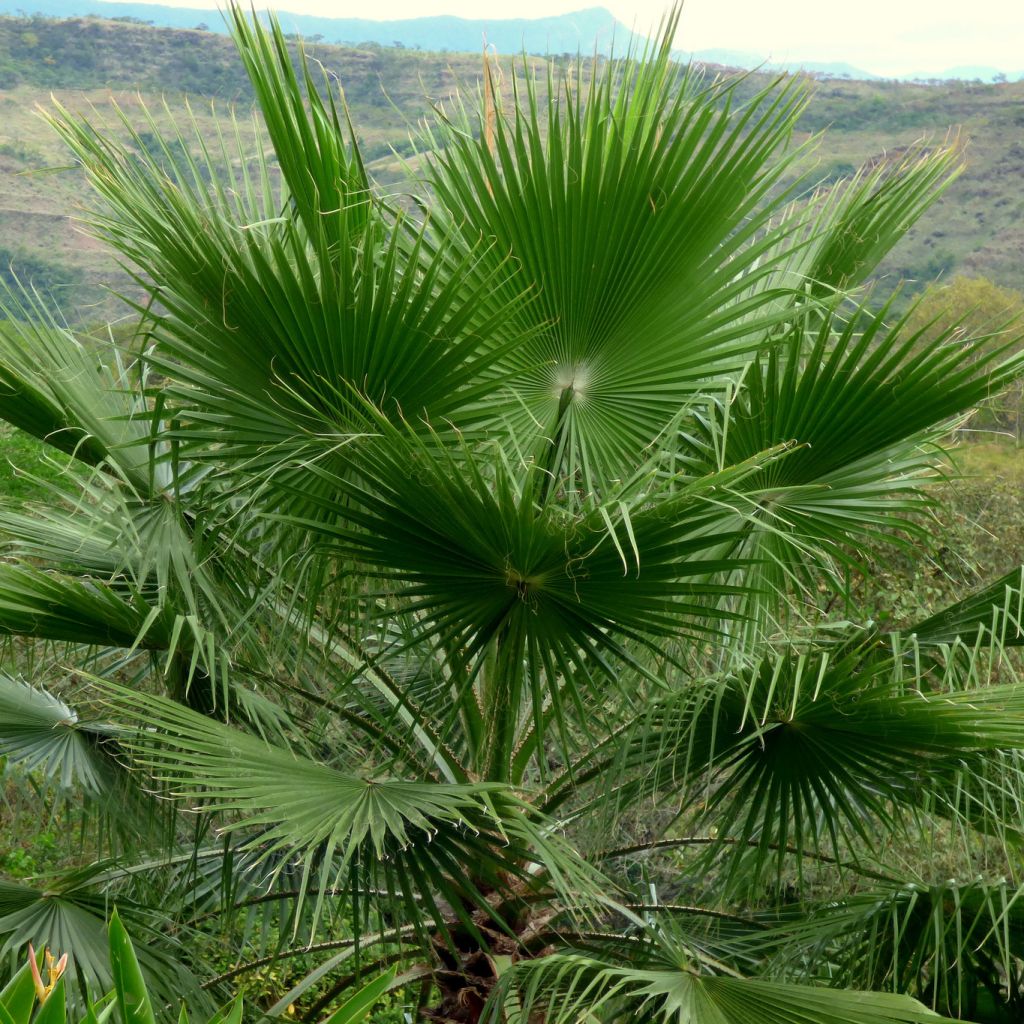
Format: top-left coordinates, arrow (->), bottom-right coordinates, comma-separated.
0,564 -> 173,650
0,675 -> 124,795
283,413 -> 785,779
44,17 -> 525,485
800,142 -> 962,296
573,642 -> 1024,882
494,943 -> 947,1023
0,312 -> 154,494
683,295 -> 1024,607
769,877 -> 1024,1019
0,873 -> 203,1019
908,565 -> 1024,647
90,681 -> 604,941
422,16 -> 812,490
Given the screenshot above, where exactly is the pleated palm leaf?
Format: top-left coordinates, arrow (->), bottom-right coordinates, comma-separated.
3,5 -> 1024,1023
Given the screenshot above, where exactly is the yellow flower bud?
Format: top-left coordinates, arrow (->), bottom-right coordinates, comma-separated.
27,945 -> 68,1005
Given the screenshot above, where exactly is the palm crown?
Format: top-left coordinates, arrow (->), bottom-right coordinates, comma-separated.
3,6 -> 1024,1023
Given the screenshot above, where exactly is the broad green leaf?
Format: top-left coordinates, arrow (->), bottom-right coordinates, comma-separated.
32,979 -> 67,1024
108,910 -> 155,1024
203,998 -> 242,1024
0,958 -> 39,1024
320,966 -> 397,1024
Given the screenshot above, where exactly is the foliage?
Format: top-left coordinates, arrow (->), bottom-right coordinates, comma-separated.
3,4 -> 1024,1023
0,912 -> 395,1024
0,249 -> 81,319
905,276 -> 1024,441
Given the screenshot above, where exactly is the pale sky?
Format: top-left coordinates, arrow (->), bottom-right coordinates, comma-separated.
154,0 -> 1024,76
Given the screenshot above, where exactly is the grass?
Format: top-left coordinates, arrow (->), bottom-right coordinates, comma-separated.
0,423 -> 70,502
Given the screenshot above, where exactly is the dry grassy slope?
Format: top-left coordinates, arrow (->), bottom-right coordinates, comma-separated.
797,77 -> 1024,294
1,15 -> 1023,324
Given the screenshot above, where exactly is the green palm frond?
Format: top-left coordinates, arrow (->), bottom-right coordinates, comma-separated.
770,877 -> 1024,1019
284,414 -> 786,778
91,681 -> 605,941
293,410 -> 783,647
801,142 -> 963,296
0,872 -> 204,1016
0,310 -> 154,495
685,295 -> 1024,588
0,564 -> 173,650
575,643 -> 1024,880
224,5 -> 372,251
421,20 -> 811,490
493,933 -> 947,1023
44,20 -> 524,485
0,675 -> 124,795
702,659 -> 1024,871
908,565 -> 1024,647
0,468 -> 275,697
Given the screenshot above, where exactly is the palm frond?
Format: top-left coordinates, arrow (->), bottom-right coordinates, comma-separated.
91,681 -> 605,942
0,675 -> 124,795
685,295 -> 1024,586
493,934 -> 947,1023
769,877 -> 1024,1019
908,565 -> 1024,647
0,564 -> 172,650
569,642 -> 1024,882
44,18 -> 524,488
801,141 -> 962,296
0,871 -> 204,1017
421,18 -> 812,490
0,310 -> 154,494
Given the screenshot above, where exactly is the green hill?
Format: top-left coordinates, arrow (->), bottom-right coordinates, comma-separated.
1,14 -> 1023,322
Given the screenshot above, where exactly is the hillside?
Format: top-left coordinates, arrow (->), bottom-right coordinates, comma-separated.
1,14 -> 1024,322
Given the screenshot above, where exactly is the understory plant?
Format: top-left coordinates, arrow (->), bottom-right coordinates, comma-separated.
0,912 -> 392,1024
4,5 -> 1024,1022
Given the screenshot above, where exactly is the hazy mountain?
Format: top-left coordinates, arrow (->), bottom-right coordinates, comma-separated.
2,0 -> 1020,81
671,49 -> 878,80
0,0 -> 640,54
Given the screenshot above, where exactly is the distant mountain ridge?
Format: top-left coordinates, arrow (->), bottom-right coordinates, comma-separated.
0,0 -> 640,56
0,0 -> 1021,81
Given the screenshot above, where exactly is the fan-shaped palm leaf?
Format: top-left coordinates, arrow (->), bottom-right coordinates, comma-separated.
769,877 -> 1024,1019
421,16 -> 811,491
0,873 -> 202,1015
493,935 -> 947,1023
91,681 -> 605,943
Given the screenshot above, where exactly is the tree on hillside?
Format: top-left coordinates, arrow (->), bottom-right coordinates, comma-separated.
5,6 -> 1024,1023
907,275 -> 1024,444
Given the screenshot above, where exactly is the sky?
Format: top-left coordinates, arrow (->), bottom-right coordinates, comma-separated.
146,0 -> 1024,76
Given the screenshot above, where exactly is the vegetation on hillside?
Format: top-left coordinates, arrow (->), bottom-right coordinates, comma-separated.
5,5 -> 1024,1023
905,277 -> 1024,442
2,13 -> 1024,320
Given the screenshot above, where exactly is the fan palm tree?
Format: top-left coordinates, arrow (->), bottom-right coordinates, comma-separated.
3,6 -> 1024,1022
